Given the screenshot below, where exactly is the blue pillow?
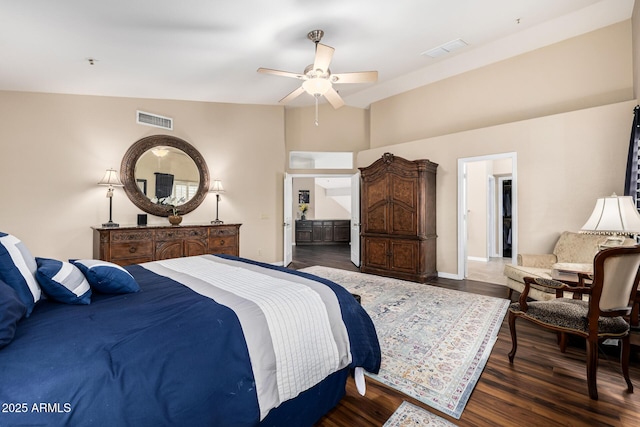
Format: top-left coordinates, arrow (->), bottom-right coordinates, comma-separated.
71,259 -> 140,294
0,279 -> 27,349
36,258 -> 91,305
0,232 -> 41,316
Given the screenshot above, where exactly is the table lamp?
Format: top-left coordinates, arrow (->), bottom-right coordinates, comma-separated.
581,193 -> 640,247
98,169 -> 124,228
209,179 -> 225,225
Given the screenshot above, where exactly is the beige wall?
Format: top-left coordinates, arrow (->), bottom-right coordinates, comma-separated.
358,100 -> 636,276
370,21 -> 633,148
285,104 -> 369,175
285,104 -> 369,153
0,91 -> 286,263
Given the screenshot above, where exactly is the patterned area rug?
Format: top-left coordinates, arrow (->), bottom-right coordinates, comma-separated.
384,401 -> 458,427
299,266 -> 509,419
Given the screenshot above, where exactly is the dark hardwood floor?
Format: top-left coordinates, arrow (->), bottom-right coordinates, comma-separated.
289,244 -> 360,272
289,245 -> 640,427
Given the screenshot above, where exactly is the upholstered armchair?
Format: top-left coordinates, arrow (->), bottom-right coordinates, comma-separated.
507,245 -> 640,400
503,231 -> 635,301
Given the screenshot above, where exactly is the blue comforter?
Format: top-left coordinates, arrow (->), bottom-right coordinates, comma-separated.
0,256 -> 380,426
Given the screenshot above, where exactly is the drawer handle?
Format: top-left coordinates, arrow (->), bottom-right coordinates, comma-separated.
129,246 -> 137,253
219,240 -> 225,246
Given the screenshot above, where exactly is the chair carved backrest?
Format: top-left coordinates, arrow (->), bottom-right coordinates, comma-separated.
590,246 -> 640,318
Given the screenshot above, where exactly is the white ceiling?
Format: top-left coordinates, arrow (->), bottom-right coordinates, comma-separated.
0,0 -> 634,108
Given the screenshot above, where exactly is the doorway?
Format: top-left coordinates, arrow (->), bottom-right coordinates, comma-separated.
457,153 -> 517,281
283,174 -> 359,267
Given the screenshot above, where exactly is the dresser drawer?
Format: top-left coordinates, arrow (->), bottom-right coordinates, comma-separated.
110,241 -> 154,260
156,228 -> 208,241
108,230 -> 153,243
210,246 -> 238,256
209,237 -> 237,252
209,226 -> 239,238
208,226 -> 239,256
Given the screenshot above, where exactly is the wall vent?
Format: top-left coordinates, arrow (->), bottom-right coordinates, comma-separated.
136,110 -> 173,130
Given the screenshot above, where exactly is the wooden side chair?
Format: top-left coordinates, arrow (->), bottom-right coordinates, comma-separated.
507,245 -> 640,400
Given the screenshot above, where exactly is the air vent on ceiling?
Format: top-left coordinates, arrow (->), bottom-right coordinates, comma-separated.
136,110 -> 173,130
422,38 -> 468,58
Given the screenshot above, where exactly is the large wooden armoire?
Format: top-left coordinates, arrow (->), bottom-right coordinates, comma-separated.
359,153 -> 438,283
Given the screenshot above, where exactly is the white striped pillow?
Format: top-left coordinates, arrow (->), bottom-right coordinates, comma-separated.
36,258 -> 91,305
0,232 -> 41,316
71,259 -> 140,294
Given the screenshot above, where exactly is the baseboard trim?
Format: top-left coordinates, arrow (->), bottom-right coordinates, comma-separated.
438,271 -> 461,280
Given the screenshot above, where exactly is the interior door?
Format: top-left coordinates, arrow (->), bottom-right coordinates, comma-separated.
283,173 -> 293,266
350,172 -> 360,267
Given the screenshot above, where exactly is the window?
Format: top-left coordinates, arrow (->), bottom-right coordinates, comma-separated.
289,151 -> 353,169
174,180 -> 198,201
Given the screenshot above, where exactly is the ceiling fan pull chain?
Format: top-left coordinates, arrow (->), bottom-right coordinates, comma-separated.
314,94 -> 320,126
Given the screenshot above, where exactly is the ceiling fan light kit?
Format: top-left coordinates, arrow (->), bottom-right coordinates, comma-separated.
257,29 -> 378,125
302,77 -> 331,96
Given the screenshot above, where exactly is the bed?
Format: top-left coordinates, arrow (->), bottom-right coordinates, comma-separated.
0,240 -> 381,427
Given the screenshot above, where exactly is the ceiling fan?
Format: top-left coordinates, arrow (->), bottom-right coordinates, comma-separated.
257,30 -> 378,124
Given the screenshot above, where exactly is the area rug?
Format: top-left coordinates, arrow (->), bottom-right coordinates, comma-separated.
299,266 -> 509,419
383,401 -> 458,427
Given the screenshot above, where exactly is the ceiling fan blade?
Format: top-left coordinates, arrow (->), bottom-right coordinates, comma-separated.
324,87 -> 345,109
257,68 -> 305,80
331,71 -> 378,84
313,43 -> 334,74
279,86 -> 306,104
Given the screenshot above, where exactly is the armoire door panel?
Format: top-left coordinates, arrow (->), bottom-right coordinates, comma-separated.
391,204 -> 417,235
365,203 -> 388,233
363,238 -> 389,269
391,176 -> 417,209
365,177 -> 388,206
390,240 -> 418,273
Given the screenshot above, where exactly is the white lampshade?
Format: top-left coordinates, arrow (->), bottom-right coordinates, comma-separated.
581,194 -> 640,235
97,169 -> 123,187
209,179 -> 224,194
302,77 -> 332,96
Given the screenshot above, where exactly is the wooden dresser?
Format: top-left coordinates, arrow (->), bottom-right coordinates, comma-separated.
93,224 -> 241,266
359,153 -> 437,283
295,219 -> 350,245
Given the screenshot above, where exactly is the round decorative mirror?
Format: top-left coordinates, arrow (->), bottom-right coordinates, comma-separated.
121,135 -> 210,217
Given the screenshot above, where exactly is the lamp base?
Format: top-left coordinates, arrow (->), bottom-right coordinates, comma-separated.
211,219 -> 224,225
102,221 -> 120,228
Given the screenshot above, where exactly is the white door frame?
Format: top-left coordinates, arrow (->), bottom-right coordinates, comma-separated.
487,175 -> 498,258
283,173 -> 293,266
457,152 -> 517,280
283,173 -> 356,265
